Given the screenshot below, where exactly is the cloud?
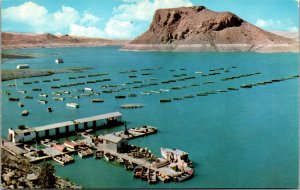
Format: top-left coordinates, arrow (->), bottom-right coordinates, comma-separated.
114,0 -> 193,21
104,19 -> 135,39
3,0 -> 193,39
80,12 -> 101,26
3,1 -> 48,28
52,6 -> 80,30
255,19 -> 283,28
69,24 -> 104,37
103,0 -> 193,38
288,26 -> 299,32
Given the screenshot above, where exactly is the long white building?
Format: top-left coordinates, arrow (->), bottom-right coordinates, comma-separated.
8,112 -> 122,144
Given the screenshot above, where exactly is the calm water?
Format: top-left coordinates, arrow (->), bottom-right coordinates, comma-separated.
1,46 -> 299,188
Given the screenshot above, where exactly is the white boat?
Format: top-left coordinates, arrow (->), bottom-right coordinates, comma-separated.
160,147 -> 190,163
53,154 -> 74,165
39,93 -> 48,97
104,152 -> 114,162
78,148 -> 93,158
147,169 -> 157,184
16,64 -> 29,69
159,89 -> 169,92
37,100 -> 48,104
21,110 -> 29,116
66,102 -> 79,108
53,97 -> 64,101
55,58 -> 64,64
84,87 -> 93,91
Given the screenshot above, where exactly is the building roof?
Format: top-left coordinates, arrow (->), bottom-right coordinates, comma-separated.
74,112 -> 122,123
34,121 -> 74,132
103,134 -> 124,143
14,127 -> 36,134
53,145 -> 66,152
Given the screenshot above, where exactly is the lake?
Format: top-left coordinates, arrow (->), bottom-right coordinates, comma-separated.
1,46 -> 299,188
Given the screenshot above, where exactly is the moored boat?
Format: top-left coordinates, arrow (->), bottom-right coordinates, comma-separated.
156,171 -> 170,183
37,100 -> 48,104
66,102 -> 79,108
104,152 -> 115,162
21,110 -> 29,116
18,102 -> 24,107
53,154 -> 74,165
9,97 -> 19,101
133,165 -> 143,178
53,97 -> 65,101
95,150 -> 104,159
160,99 -> 172,103
125,160 -> 134,171
115,157 -> 125,164
78,148 -> 93,158
47,107 -> 53,112
92,99 -> 104,103
147,169 -> 157,184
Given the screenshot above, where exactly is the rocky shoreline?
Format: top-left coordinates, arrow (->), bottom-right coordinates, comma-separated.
121,43 -> 299,53
1,150 -> 81,189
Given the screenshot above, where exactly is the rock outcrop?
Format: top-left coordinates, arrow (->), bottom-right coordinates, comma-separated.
122,6 -> 298,52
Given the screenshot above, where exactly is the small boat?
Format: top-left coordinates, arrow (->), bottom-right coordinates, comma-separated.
80,93 -> 91,96
115,95 -> 126,99
173,97 -> 183,100
70,95 -> 80,99
18,102 -> 24,107
53,78 -> 61,81
141,168 -> 148,181
184,95 -> 195,98
66,103 -> 79,108
42,80 -> 51,83
78,148 -> 93,158
32,88 -> 42,91
197,93 -> 208,96
227,87 -> 238,91
37,100 -> 48,104
240,84 -> 253,88
159,89 -> 169,92
53,97 -> 65,101
53,154 -> 74,166
16,64 -> 29,69
125,161 -> 134,171
24,144 -> 35,152
128,94 -> 137,97
24,96 -> 34,99
41,139 -> 57,147
104,152 -> 114,162
51,86 -> 60,89
47,107 -> 53,112
39,93 -> 48,97
174,171 -> 194,182
133,165 -> 143,178
160,99 -> 172,103
217,90 -> 228,93
55,58 -> 64,64
156,171 -> 170,183
115,157 -> 125,164
21,110 -> 29,116
147,169 -> 157,184
95,150 -> 103,159
9,97 -> 19,101
84,87 -> 93,91
23,82 -> 32,85
64,141 -> 79,150
18,90 -> 27,94
140,92 -> 150,95
92,99 -> 104,103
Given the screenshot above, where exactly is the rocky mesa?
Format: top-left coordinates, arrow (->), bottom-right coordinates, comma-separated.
122,6 -> 299,52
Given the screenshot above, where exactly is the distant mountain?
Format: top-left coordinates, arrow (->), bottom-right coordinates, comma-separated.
122,6 -> 298,52
2,32 -> 129,49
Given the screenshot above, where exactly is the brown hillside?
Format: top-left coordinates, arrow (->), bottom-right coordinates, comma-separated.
123,6 -> 298,52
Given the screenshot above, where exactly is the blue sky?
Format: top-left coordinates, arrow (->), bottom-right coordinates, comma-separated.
2,0 -> 299,39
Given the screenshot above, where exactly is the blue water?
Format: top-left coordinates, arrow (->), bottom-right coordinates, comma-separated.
1,47 -> 299,188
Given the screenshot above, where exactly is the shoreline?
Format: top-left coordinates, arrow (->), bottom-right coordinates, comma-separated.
121,43 -> 299,53
1,68 -> 92,81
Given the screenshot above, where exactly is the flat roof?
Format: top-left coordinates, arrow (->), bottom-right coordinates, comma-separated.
14,128 -> 36,134
74,112 -> 122,123
103,134 -> 124,143
34,121 -> 74,132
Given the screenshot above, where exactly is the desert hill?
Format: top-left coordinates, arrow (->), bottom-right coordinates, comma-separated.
2,32 -> 129,49
123,6 -> 298,52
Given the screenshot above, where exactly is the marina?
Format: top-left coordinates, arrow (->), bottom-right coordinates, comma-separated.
1,46 -> 298,188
